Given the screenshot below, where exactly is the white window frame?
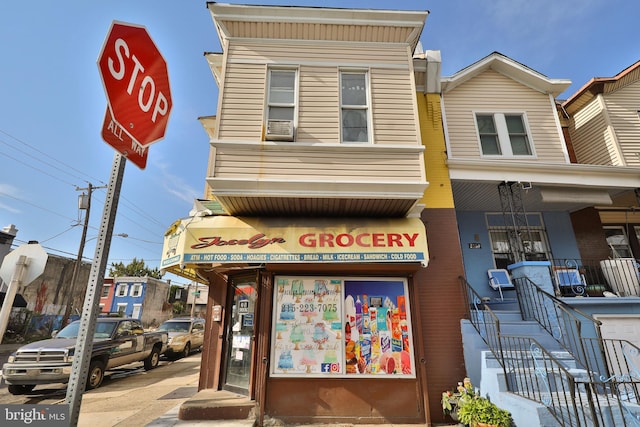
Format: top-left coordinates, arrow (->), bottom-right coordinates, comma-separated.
115,284 -> 128,297
265,67 -> 298,137
101,284 -> 110,298
117,303 -> 128,315
340,69 -> 371,144
132,303 -> 142,319
474,112 -> 535,158
130,283 -> 143,297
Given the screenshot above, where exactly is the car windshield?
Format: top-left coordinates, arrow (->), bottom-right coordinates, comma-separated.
56,321 -> 116,339
157,321 -> 190,333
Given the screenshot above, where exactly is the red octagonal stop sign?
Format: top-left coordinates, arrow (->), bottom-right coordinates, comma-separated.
98,21 -> 172,147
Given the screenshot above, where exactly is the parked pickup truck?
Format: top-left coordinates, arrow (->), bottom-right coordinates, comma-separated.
2,317 -> 168,395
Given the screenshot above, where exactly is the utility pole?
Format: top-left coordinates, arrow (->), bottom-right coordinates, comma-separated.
190,282 -> 199,318
61,184 -> 106,327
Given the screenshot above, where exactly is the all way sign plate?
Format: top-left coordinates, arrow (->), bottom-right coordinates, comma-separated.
101,107 -> 149,169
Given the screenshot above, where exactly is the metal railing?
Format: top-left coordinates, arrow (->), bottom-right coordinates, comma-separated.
550,258 -> 640,298
513,276 -> 602,374
460,275 -> 640,426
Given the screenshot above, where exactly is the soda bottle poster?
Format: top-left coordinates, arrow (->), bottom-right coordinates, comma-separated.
343,279 -> 414,376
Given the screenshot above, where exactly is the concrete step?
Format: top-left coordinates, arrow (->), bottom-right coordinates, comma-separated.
178,390 -> 256,422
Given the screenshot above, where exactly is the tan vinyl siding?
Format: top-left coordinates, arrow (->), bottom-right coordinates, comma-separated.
218,41 -> 419,145
220,21 -> 415,46
569,96 -> 621,165
443,70 -> 567,162
370,68 -> 418,143
217,62 -> 265,140
297,66 -> 340,142
212,145 -> 423,182
603,80 -> 640,167
227,41 -> 411,66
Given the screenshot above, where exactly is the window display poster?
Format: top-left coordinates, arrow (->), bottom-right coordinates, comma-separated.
272,277 -> 343,376
271,276 -> 415,378
344,279 -> 414,376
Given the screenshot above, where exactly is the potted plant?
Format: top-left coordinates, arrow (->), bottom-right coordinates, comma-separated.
441,377 -> 475,422
456,395 -> 513,427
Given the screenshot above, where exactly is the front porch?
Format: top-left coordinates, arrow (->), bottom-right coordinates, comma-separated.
459,270 -> 640,427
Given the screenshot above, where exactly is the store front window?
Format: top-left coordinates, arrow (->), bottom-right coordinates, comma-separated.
271,276 -> 415,378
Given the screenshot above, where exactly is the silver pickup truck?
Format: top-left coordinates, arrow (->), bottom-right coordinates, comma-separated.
2,316 -> 168,395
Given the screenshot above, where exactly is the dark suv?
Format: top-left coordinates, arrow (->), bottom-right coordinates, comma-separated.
157,317 -> 205,359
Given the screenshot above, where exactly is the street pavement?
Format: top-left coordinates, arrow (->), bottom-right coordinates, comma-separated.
1,344 -> 457,426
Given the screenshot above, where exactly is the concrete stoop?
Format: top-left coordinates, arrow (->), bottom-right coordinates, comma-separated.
178,389 -> 257,422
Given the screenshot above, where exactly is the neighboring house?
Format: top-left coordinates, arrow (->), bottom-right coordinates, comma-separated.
443,53 -> 640,426
562,60 -> 640,262
185,283 -> 207,318
4,251 -> 91,334
110,276 -> 171,328
441,52 -> 639,298
99,277 -> 115,313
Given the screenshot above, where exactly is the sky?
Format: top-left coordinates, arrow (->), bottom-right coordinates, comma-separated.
1,0 -> 638,287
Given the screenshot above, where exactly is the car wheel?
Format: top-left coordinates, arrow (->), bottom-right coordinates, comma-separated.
181,342 -> 191,359
144,346 -> 161,370
86,360 -> 105,390
7,384 -> 35,395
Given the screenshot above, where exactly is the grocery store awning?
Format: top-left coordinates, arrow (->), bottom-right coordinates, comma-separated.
161,215 -> 429,282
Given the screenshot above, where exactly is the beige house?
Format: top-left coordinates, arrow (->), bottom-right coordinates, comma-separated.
199,3 -> 427,216
440,53 -> 640,281
563,60 -> 640,168
161,3 -> 458,425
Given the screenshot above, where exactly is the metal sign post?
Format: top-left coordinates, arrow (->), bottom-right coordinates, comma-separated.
0,255 -> 27,343
66,152 -> 126,427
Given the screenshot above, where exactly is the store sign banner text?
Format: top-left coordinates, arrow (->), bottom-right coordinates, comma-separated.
161,216 -> 428,267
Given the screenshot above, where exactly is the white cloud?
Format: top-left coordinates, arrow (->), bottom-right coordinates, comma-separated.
0,183 -> 22,214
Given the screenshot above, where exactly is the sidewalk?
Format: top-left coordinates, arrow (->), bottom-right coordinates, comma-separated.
1,343 -> 457,427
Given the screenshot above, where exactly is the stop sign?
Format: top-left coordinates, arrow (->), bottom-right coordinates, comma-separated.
98,21 -> 172,147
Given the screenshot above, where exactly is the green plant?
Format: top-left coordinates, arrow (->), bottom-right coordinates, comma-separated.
441,377 -> 476,416
456,395 -> 512,427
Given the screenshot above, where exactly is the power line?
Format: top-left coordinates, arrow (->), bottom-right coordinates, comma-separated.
0,129 -> 105,186
0,149 -> 78,188
0,129 -> 174,239
0,190 -> 79,222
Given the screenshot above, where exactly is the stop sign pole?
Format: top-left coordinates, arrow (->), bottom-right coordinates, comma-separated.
66,153 -> 125,427
66,20 -> 171,427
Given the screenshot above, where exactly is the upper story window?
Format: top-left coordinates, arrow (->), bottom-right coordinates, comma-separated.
340,71 -> 369,143
265,69 -> 296,141
130,283 -> 143,297
475,113 -> 533,157
115,284 -> 127,297
101,284 -> 110,298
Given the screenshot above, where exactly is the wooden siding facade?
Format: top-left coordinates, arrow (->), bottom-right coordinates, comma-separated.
209,39 -> 426,216
568,95 -> 622,166
443,70 -> 568,163
602,79 -> 640,167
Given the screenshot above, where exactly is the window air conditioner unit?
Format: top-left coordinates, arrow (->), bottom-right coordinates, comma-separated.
265,119 -> 294,141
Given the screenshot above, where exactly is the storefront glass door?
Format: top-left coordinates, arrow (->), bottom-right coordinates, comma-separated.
222,277 -> 257,395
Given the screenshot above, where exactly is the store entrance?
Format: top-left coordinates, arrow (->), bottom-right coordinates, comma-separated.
222,276 -> 257,395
